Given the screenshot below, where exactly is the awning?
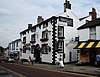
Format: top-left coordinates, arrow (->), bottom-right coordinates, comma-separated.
75,40 -> 100,49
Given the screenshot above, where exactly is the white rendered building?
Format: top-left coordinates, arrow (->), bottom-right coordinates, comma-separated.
20,0 -> 82,64
75,8 -> 100,65
8,39 -> 21,59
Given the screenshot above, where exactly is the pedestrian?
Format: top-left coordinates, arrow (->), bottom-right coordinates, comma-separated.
34,44 -> 41,63
55,55 -> 64,68
29,54 -> 34,65
96,52 -> 100,67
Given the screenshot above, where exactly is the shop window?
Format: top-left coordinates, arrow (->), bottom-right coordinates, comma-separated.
81,49 -> 88,55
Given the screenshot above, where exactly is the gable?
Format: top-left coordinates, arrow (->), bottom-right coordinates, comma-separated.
77,18 -> 100,30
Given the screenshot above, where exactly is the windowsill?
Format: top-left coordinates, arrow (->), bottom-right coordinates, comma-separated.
58,36 -> 65,39
42,53 -> 48,54
30,41 -> 36,43
40,38 -> 48,41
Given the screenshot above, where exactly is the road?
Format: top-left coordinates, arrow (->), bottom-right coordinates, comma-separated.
0,62 -> 96,77
0,65 -> 18,77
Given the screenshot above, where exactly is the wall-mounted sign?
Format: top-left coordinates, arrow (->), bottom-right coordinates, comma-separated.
59,16 -> 73,27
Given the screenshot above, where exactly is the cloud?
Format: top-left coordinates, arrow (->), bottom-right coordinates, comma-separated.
0,0 -> 100,47
0,8 -> 10,16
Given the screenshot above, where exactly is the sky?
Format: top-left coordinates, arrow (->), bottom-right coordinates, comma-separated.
0,0 -> 100,48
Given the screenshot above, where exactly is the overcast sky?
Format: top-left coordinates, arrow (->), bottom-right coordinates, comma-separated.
0,0 -> 100,47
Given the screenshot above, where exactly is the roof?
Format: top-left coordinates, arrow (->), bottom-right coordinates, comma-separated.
20,16 -> 58,34
77,18 -> 100,30
79,15 -> 90,21
9,39 -> 21,44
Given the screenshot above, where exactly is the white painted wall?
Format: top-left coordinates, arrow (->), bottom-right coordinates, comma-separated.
78,28 -> 89,41
21,50 -> 30,61
41,21 -> 53,63
20,8 -> 81,63
96,26 -> 100,40
57,9 -> 80,63
64,42 -> 77,63
42,53 -> 52,63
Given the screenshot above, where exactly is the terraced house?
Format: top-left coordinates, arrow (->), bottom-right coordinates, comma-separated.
75,8 -> 100,66
8,39 -> 21,60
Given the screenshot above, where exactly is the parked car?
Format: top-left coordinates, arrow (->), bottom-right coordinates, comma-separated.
5,56 -> 15,63
8,57 -> 15,62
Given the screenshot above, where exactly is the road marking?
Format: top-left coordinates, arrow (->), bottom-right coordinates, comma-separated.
15,63 -> 98,77
0,66 -> 26,77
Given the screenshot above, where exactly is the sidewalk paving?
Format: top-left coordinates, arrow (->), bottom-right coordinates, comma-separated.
21,62 -> 100,76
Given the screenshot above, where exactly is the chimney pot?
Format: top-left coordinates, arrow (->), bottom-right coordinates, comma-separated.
63,0 -> 71,12
89,8 -> 97,20
37,16 -> 44,24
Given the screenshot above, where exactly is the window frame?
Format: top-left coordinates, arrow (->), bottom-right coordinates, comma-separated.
57,41 -> 64,53
42,30 -> 48,39
58,26 -> 64,37
89,27 -> 96,40
31,34 -> 36,42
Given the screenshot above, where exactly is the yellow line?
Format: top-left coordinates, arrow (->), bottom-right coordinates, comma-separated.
0,66 -> 26,77
15,63 -> 97,77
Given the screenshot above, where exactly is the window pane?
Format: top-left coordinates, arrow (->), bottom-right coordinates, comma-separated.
90,27 -> 96,40
58,26 -> 64,37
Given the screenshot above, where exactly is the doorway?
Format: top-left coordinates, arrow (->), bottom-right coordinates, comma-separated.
89,49 -> 96,65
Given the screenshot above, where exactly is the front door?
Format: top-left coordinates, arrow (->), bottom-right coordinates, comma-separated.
89,49 -> 96,65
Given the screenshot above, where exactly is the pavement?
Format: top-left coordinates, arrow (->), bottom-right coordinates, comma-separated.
21,62 -> 100,77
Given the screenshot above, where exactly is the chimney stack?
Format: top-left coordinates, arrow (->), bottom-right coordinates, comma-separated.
89,8 -> 97,20
37,16 -> 44,24
63,0 -> 71,12
28,24 -> 32,29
